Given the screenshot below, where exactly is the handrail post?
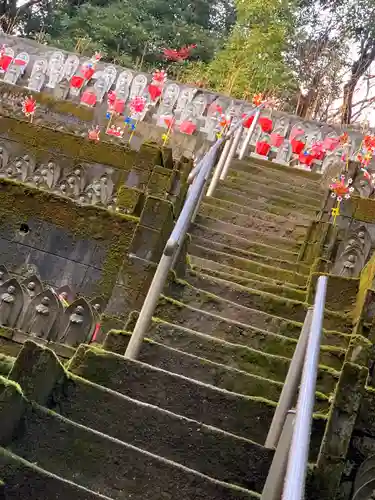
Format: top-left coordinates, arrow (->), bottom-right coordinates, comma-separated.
261,410 -> 296,500
265,307 -> 314,449
124,253 -> 174,359
219,126 -> 243,180
282,276 -> 328,500
206,137 -> 233,197
238,107 -> 261,160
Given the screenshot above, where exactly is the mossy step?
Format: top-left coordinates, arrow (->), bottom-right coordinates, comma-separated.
190,235 -> 309,275
223,177 -> 321,210
0,354 -> 14,376
215,186 -> 314,219
156,294 -> 349,350
190,256 -> 306,298
182,273 -> 351,335
0,448 -> 113,500
199,203 -> 308,240
233,158 -> 321,186
204,196 -> 311,227
55,373 -> 273,492
69,346 -> 331,442
227,167 -> 323,198
195,215 -> 302,252
9,404 -> 256,500
189,244 -> 307,287
154,297 -> 341,390
106,332 -> 328,458
191,223 -> 299,263
192,266 -> 306,301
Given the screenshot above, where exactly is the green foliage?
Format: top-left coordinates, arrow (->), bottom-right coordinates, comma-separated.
37,0 -> 235,68
183,0 -> 297,98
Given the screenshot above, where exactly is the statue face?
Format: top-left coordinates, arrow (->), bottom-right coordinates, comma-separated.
8,285 -> 15,293
76,305 -> 84,314
41,297 -> 50,305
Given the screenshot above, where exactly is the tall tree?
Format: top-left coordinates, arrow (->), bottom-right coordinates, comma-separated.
15,0 -> 235,68
184,0 -> 297,99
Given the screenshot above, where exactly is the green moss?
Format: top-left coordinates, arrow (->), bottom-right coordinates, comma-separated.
353,196 -> 375,223
0,375 -> 23,395
116,185 -> 144,215
99,233 -> 132,298
0,354 -> 15,376
0,114 -> 163,172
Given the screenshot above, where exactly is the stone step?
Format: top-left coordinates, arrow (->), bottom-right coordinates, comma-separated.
226,165 -> 322,198
231,158 -> 321,188
70,345 -> 331,441
155,294 -> 349,351
199,203 -> 308,240
189,244 -> 307,287
0,448 -> 113,500
214,186 -> 314,219
153,297 -> 340,392
191,223 -> 300,262
181,273 -> 351,335
190,235 -> 309,275
222,177 -> 321,210
105,329 -> 331,414
9,403 -> 257,500
104,334 -> 328,459
204,196 -> 311,227
194,215 -> 302,252
192,265 -> 306,301
189,257 -> 307,300
55,373 -> 273,492
138,312 -> 345,375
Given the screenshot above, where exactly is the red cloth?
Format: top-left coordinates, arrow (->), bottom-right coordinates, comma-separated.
299,152 -> 315,166
259,116 -> 273,133
179,121 -> 196,135
242,115 -> 254,128
291,139 -> 305,154
256,141 -> 271,156
270,133 -> 284,147
70,75 -> 85,89
0,54 -> 13,72
148,84 -> 162,101
80,90 -> 97,107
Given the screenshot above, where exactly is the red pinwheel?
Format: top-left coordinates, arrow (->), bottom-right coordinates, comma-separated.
329,175 -> 354,201
88,126 -> 100,142
22,96 -> 36,120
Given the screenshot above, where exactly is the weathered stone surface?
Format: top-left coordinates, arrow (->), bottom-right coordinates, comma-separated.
9,403 -> 257,500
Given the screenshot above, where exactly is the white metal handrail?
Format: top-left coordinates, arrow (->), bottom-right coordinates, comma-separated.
124,105 -> 262,360
262,275 -> 328,500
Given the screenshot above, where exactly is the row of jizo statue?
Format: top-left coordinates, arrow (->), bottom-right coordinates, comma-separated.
0,147 -> 151,210
0,38 -> 368,164
0,264 -> 103,347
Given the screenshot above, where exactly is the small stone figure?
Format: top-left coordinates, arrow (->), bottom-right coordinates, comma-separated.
23,289 -> 63,340
0,279 -> 24,327
339,254 -> 356,277
58,298 -> 94,346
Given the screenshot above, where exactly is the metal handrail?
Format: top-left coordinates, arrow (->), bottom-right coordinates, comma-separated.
124,105 -> 262,360
262,275 -> 328,500
282,275 -> 328,500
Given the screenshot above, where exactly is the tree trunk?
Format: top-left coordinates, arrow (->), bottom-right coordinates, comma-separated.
341,42 -> 375,125
341,80 -> 356,125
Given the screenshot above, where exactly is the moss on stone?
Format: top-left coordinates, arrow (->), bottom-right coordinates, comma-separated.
0,114 -> 164,172
0,354 -> 15,376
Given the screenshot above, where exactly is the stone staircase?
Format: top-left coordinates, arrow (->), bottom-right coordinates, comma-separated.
0,156 -> 354,498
